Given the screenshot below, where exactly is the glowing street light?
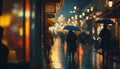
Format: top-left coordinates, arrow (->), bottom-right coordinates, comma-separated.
79,15 -> 82,18
68,18 -> 71,22
87,8 -> 90,12
86,16 -> 89,20
74,6 -> 77,10
60,15 -> 63,17
82,12 -> 85,16
75,15 -> 78,19
71,16 -> 74,20
108,0 -> 113,7
90,6 -> 94,11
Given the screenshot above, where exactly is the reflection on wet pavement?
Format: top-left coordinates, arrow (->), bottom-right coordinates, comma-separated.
44,36 -> 120,69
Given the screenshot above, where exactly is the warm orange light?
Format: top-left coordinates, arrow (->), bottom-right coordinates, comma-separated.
0,14 -> 12,27
25,18 -> 30,62
19,27 -> 23,36
111,18 -> 115,23
25,0 -> 30,62
78,44 -> 84,65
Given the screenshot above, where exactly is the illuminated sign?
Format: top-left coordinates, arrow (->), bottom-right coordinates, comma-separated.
45,3 -> 56,13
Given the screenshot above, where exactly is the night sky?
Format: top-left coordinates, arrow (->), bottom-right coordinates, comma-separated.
59,0 -> 92,16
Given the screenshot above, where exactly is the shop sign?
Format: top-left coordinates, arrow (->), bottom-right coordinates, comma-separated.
45,3 -> 56,13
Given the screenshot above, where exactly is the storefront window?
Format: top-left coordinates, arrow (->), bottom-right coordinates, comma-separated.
0,0 -> 24,63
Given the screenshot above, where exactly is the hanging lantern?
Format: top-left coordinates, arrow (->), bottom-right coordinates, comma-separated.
108,0 -> 113,7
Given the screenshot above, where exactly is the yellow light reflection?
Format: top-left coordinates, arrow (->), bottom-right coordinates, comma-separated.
78,45 -> 84,65
50,37 -> 64,69
19,27 -> 23,36
96,54 -> 103,69
0,14 -> 12,27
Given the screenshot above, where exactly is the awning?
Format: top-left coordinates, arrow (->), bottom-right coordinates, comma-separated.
46,18 -> 57,27
102,9 -> 120,18
100,1 -> 120,18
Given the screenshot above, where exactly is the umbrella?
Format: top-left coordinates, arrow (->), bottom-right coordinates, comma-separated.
64,26 -> 80,31
94,19 -> 115,25
46,18 -> 57,27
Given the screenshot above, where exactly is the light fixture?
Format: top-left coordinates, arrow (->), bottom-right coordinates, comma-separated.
86,16 -> 89,20
68,19 -> 70,22
108,0 -> 113,7
71,16 -> 74,20
75,15 -> 78,19
87,8 -> 90,12
74,6 -> 77,10
82,12 -> 85,16
90,6 -> 94,11
60,15 -> 63,17
79,15 -> 82,18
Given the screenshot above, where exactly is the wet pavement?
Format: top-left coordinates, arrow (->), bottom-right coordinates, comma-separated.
42,36 -> 120,69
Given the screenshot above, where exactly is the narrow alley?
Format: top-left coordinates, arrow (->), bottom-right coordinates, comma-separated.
42,34 -> 120,69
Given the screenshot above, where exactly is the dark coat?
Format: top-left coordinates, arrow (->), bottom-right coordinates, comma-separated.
99,28 -> 112,49
0,42 -> 9,64
66,31 -> 77,52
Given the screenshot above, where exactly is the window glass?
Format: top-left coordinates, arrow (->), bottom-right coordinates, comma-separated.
0,0 -> 24,63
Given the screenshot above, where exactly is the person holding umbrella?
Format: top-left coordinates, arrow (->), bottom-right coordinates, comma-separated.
64,25 -> 80,62
99,24 -> 113,59
66,30 -> 78,63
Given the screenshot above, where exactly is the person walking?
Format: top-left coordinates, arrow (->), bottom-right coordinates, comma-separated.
99,24 -> 112,58
43,18 -> 54,63
0,26 -> 9,64
44,29 -> 54,63
66,30 -> 77,63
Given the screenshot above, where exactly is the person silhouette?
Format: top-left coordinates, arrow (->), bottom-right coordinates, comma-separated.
99,24 -> 112,58
0,26 -> 9,64
66,30 -> 77,62
44,29 -> 54,63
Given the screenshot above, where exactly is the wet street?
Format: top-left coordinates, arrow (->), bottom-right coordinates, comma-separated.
43,35 -> 120,69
